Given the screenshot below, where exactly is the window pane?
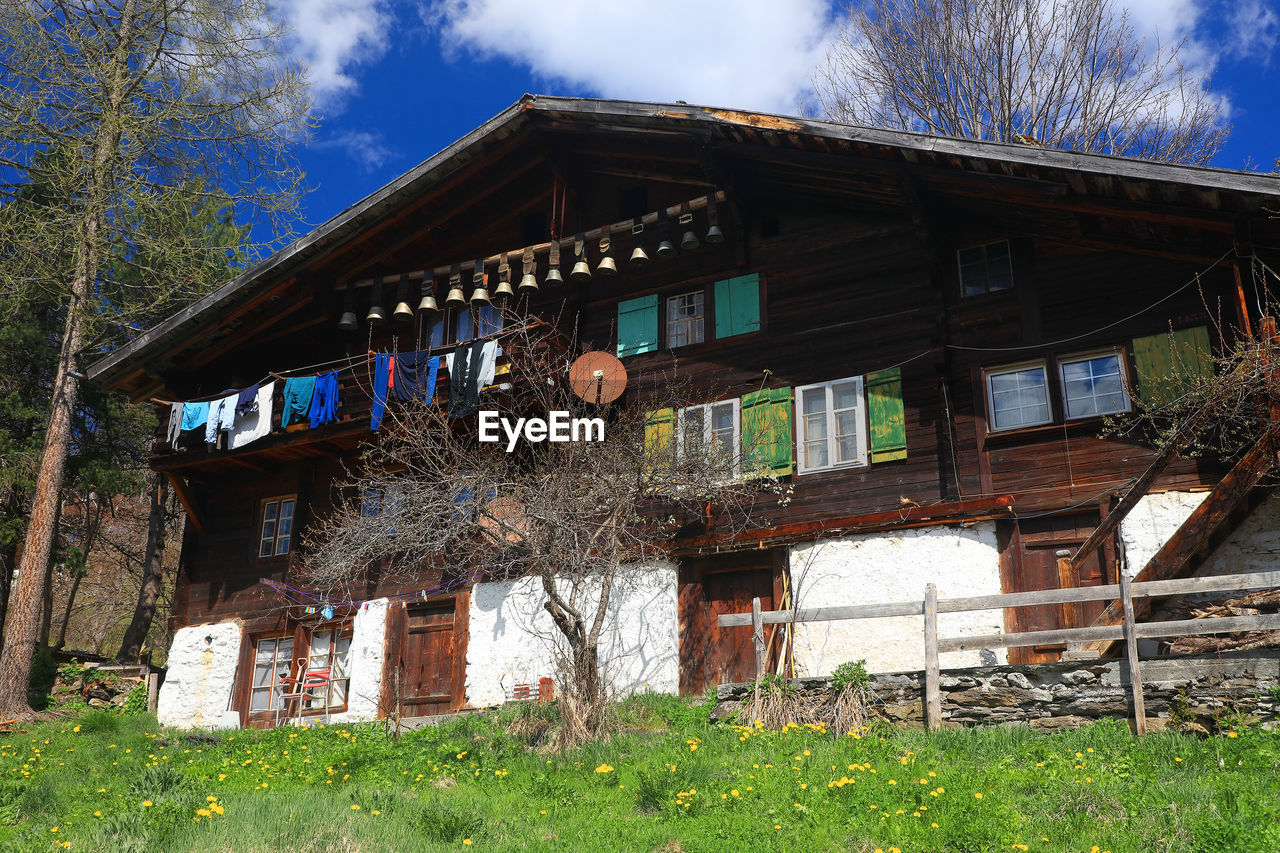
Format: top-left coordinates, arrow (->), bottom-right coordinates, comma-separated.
832,382 -> 859,411
1061,354 -> 1127,419
275,533 -> 290,556
666,292 -> 704,348
836,434 -> 859,463
804,412 -> 827,441
989,366 -> 1050,430
280,499 -> 294,521
258,537 -> 274,558
263,501 -> 278,521
250,687 -> 270,711
802,388 -> 827,416
804,439 -> 828,470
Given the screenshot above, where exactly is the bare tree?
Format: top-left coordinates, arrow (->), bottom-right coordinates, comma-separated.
301,320 -> 780,745
814,0 -> 1229,164
0,0 -> 310,716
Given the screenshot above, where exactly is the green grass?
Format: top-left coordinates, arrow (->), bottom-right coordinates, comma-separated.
0,696 -> 1277,852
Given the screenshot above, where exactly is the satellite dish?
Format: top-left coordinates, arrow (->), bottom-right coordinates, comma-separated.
568,351 -> 628,405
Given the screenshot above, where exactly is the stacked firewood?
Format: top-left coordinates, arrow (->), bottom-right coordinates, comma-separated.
1165,588 -> 1280,654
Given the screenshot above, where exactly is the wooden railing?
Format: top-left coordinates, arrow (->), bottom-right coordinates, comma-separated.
718,569 -> 1280,734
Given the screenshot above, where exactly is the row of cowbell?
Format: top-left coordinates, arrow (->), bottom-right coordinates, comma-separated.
337,212 -> 725,330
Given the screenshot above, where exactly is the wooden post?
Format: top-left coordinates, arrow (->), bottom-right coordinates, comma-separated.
146,670 -> 159,714
923,583 -> 941,731
1119,568 -> 1146,736
751,596 -> 766,682
1055,550 -> 1078,629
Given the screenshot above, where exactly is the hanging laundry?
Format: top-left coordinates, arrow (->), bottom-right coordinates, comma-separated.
205,392 -> 238,445
389,351 -> 440,403
166,402 -> 184,448
445,340 -> 497,419
229,381 -> 275,450
281,375 -> 316,428
308,371 -> 340,428
371,352 -> 392,431
180,400 -> 209,431
235,383 -> 260,416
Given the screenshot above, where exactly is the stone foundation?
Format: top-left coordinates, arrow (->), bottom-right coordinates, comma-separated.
716,649 -> 1280,731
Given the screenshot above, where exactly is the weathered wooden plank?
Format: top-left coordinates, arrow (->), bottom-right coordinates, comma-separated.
721,569 -> 1280,628
719,599 -> 922,628
940,612 -> 1280,653
751,597 -> 765,682
1120,568 -> 1146,736
923,584 -> 941,731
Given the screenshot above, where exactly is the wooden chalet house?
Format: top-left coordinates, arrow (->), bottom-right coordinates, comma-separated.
89,96 -> 1280,730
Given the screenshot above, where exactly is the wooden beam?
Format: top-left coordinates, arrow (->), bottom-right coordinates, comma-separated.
672,495 -> 1014,554
164,473 -> 205,534
1087,428 -> 1277,632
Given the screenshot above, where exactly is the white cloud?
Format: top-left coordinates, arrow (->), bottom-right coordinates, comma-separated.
313,130 -> 397,170
1227,0 -> 1280,62
276,0 -> 395,106
425,0 -> 839,115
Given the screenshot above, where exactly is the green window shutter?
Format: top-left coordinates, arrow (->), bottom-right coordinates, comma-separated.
741,387 -> 794,476
1131,326 -> 1214,408
714,273 -> 762,339
617,294 -> 658,357
867,367 -> 907,463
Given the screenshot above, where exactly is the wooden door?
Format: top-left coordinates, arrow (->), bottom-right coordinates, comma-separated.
679,552 -> 781,693
1000,512 -> 1109,665
402,600 -> 457,716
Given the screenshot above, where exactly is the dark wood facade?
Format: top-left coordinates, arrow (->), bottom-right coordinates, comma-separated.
89,97 -> 1280,717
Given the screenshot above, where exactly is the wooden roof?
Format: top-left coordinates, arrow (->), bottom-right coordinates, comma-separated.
88,94 -> 1280,398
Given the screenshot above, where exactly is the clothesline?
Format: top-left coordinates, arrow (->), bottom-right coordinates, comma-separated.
148,321 -> 540,407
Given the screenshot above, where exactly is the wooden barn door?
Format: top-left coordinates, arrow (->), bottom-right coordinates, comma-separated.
999,511 -> 1110,665
401,598 -> 461,716
679,551 -> 783,693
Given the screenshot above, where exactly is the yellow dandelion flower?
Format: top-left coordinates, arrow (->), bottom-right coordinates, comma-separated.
197,808 -> 212,817
142,801 -> 153,808
594,764 -> 614,773
463,840 -> 472,846
351,804 -> 361,810
932,822 -> 939,828
974,792 -> 983,799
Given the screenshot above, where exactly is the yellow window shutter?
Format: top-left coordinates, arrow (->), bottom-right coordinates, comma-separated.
643,408 -> 675,477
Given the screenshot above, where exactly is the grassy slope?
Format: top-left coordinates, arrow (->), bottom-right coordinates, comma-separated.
0,698 -> 1277,852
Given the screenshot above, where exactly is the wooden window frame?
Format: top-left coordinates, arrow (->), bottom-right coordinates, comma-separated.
1058,347 -> 1132,421
665,290 -> 706,349
246,632 -> 295,716
984,360 -> 1053,433
296,622 -> 354,716
257,495 -> 296,559
618,271 -> 766,357
677,398 -> 741,479
795,376 -> 868,474
957,239 -> 1015,297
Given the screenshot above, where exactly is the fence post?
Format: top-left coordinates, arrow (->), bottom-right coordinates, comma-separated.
751,596 -> 766,682
1119,569 -> 1147,736
923,583 -> 941,731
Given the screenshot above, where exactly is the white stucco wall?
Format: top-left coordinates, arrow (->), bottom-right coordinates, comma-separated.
1198,489 -> 1280,577
329,597 -> 389,724
466,566 -> 678,708
1119,490 -> 1208,577
789,523 -> 1005,675
157,620 -> 242,729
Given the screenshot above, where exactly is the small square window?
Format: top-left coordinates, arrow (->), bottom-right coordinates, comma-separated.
986,364 -> 1052,431
259,496 -> 296,558
1059,351 -> 1130,419
959,240 -> 1014,297
666,291 -> 705,348
795,377 -> 867,473
677,399 -> 740,478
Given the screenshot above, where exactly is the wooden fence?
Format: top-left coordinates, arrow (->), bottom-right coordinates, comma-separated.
718,569 -> 1280,734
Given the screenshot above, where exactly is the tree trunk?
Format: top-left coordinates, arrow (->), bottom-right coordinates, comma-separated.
39,561 -> 55,649
0,0 -> 137,716
117,473 -> 168,664
53,572 -> 83,651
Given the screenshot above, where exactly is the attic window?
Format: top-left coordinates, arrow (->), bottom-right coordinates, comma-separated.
959,240 -> 1014,297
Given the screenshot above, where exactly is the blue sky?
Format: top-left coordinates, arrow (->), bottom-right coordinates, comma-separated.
281,0 -> 1280,233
